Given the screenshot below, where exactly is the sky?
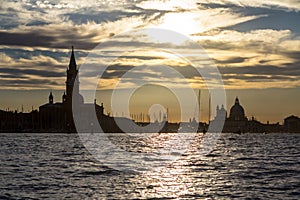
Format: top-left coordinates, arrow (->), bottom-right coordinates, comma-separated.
0,0 -> 300,123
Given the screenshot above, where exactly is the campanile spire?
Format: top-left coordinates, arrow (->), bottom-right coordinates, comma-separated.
235,96 -> 239,105
69,46 -> 77,70
65,46 -> 80,131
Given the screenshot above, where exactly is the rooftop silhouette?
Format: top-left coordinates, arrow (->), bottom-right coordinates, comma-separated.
0,47 -> 299,133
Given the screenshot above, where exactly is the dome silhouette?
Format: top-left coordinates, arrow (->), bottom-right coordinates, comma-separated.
229,97 -> 245,120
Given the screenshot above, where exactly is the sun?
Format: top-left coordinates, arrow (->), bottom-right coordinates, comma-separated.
155,12 -> 202,37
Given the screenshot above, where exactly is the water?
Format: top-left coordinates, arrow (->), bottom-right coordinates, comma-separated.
1,133 -> 299,199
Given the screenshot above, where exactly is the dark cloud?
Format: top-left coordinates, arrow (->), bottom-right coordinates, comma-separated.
101,64 -> 134,79
223,74 -> 297,81
283,51 -> 300,62
0,25 -> 179,50
2,48 -> 88,63
80,62 -> 196,80
0,29 -> 98,50
95,63 -> 221,81
219,63 -> 300,77
0,31 -> 54,47
120,55 -> 165,60
0,79 -> 60,87
215,57 -> 248,64
26,20 -> 50,26
0,74 -> 27,79
199,39 -> 297,57
0,68 -> 65,78
259,59 -> 277,64
97,39 -> 180,49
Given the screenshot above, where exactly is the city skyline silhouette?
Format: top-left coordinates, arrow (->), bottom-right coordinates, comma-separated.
1,1 -> 300,125
1,1 -> 300,199
1,46 -> 299,133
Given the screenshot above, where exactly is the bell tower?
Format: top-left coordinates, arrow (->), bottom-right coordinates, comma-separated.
66,46 -> 79,99
65,46 -> 79,131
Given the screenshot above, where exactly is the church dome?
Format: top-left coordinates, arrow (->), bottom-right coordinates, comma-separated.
229,97 -> 245,120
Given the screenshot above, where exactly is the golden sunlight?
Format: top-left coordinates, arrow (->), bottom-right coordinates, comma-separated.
156,12 -> 202,36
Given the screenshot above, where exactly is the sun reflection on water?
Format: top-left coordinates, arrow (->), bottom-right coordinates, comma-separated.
126,133 -> 210,199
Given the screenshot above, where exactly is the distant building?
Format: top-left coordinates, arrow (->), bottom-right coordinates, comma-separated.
0,109 -> 39,132
39,46 -> 126,133
39,91 -> 65,131
225,97 -> 248,133
211,97 -> 248,133
248,117 -> 265,133
284,115 -> 300,133
38,46 -> 92,132
211,97 -> 284,133
263,121 -> 283,133
0,46 -> 121,133
0,47 -> 299,133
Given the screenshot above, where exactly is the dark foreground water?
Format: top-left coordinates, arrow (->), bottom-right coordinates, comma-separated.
0,133 -> 299,199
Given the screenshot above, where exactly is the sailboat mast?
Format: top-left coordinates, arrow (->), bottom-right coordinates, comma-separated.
208,92 -> 211,124
198,90 -> 201,122
167,108 -> 169,122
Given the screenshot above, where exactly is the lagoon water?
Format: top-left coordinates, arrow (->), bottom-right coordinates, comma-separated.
1,133 -> 300,199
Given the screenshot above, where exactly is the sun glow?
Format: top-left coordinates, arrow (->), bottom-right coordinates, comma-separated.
154,12 -> 203,36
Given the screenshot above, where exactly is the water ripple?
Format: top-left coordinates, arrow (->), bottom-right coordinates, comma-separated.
0,133 -> 299,199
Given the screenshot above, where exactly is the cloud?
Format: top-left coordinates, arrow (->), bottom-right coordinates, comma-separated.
0,78 -> 61,90
0,68 -> 64,78
0,31 -> 54,48
196,29 -> 300,68
214,56 -> 248,64
227,8 -> 300,34
136,0 -> 198,11
0,21 -> 114,50
197,29 -> 292,44
0,11 -> 169,50
0,52 -> 69,89
0,0 -> 173,50
220,63 -> 300,78
0,0 -> 299,90
223,74 -> 296,81
63,5 -> 169,25
198,0 -> 300,11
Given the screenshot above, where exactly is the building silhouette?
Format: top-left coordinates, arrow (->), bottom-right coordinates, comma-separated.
0,47 -> 300,133
284,115 -> 300,133
39,91 -> 65,131
225,97 -> 248,133
38,46 -> 89,132
211,97 -> 287,133
0,47 -> 121,133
